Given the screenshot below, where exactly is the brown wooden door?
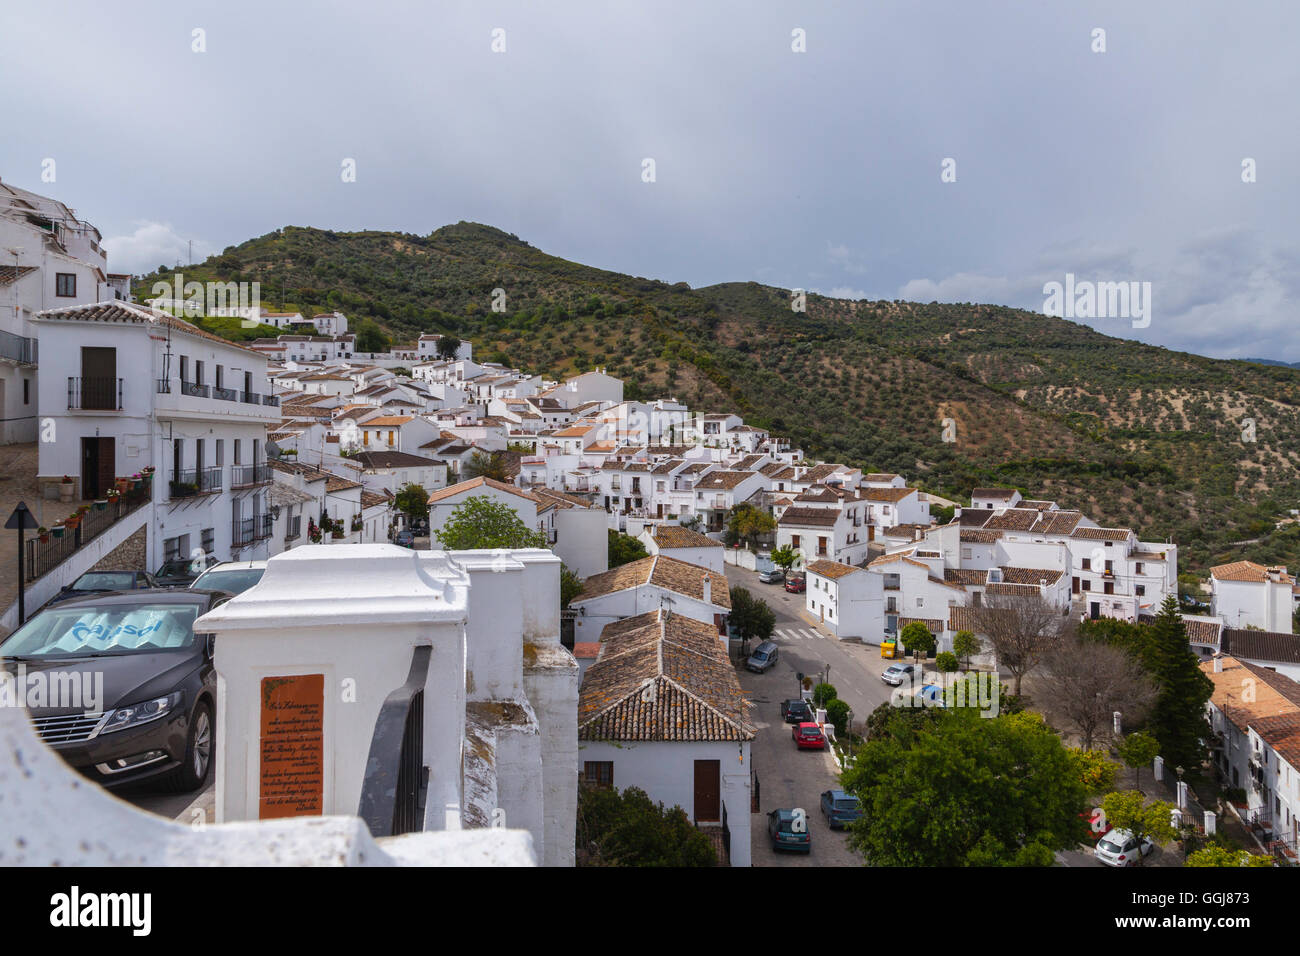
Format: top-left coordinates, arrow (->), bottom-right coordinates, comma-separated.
81,437 -> 114,499
694,760 -> 720,822
1072,576 -> 1080,594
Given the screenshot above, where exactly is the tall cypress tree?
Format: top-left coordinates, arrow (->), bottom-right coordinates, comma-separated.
1146,595 -> 1213,774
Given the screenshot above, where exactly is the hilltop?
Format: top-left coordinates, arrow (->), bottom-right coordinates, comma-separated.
132,223 -> 1300,575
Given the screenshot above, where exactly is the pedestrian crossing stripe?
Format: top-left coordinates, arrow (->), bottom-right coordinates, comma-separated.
775,628 -> 827,640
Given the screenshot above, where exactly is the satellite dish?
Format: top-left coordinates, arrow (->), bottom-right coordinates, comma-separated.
265,439 -> 283,460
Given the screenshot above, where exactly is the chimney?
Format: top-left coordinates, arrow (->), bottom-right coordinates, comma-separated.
1213,654 -> 1222,673
953,506 -> 962,519
1266,567 -> 1282,582
702,573 -> 712,607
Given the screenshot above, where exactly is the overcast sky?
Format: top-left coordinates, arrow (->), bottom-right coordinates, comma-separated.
3,1 -> 1296,360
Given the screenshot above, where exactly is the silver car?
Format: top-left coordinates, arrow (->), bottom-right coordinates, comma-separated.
758,568 -> 785,584
746,641 -> 779,673
881,662 -> 915,686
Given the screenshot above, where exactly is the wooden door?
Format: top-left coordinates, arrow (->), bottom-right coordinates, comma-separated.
81,437 -> 114,499
693,760 -> 720,822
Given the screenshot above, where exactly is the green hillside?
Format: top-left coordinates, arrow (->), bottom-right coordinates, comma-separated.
133,223 -> 1300,576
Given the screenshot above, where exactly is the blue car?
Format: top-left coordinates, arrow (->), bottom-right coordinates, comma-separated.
768,808 -> 811,853
394,530 -> 415,548
820,789 -> 863,829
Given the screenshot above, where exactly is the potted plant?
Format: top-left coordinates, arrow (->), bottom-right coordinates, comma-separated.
94,498 -> 108,511
307,520 -> 322,544
38,527 -> 49,543
59,475 -> 74,502
51,522 -> 65,539
115,477 -> 129,493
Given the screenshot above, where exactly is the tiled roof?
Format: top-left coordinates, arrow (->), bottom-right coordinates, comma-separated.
1221,628 -> 1300,665
948,606 -> 980,633
986,582 -> 1042,596
898,617 -> 945,633
805,560 -> 859,580
572,555 -> 729,608
858,487 -> 914,502
578,611 -> 753,742
532,487 -> 595,510
325,473 -> 362,492
648,524 -> 723,550
1070,526 -> 1132,541
695,470 -> 755,490
972,488 -> 1017,499
960,529 -> 1003,543
1183,618 -> 1224,646
984,509 -> 1041,532
945,568 -> 987,586
34,300 -> 265,355
864,473 -> 900,482
426,475 -> 538,506
800,463 -> 843,482
1252,714 -> 1300,773
360,490 -> 390,509
999,567 -> 1065,585
1211,561 -> 1293,584
778,506 -> 839,528
362,416 -> 416,426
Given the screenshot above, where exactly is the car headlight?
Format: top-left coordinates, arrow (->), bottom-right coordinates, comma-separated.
100,692 -> 182,734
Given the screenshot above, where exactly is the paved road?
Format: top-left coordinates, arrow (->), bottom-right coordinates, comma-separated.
727,564 -> 894,866
119,779 -> 215,825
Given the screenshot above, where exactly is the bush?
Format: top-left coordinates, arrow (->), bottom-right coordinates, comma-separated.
825,698 -> 850,736
812,683 -> 838,708
935,652 -> 959,673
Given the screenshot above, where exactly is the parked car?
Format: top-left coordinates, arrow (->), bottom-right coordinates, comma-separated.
767,808 -> 811,853
881,662 -> 915,686
783,574 -> 805,593
394,530 -> 415,548
0,588 -> 230,791
820,789 -> 863,829
46,570 -> 157,607
746,640 -> 779,673
1094,828 -> 1155,867
191,560 -> 267,596
758,568 -> 785,584
153,554 -> 220,588
792,722 -> 827,750
781,698 -> 814,724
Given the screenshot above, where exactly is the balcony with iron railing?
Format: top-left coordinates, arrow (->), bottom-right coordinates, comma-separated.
231,462 -> 271,489
154,374 -> 279,422
169,466 -> 223,499
67,377 -> 122,411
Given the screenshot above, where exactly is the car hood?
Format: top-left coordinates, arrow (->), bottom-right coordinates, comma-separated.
0,651 -> 200,715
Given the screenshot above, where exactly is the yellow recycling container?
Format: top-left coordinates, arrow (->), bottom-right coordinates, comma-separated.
881,640 -> 897,659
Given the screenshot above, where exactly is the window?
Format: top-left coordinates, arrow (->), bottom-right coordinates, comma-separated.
583,761 -> 613,789
1135,562 -> 1144,575
233,439 -> 242,465
388,431 -> 395,446
195,360 -> 205,385
961,548 -> 972,560
1081,580 -> 1091,592
201,528 -> 215,555
1136,584 -> 1145,596
180,356 -> 189,383
916,597 -> 924,608
791,534 -> 800,550
216,439 -> 224,466
56,273 -> 76,297
1081,557 -> 1091,570
23,379 -> 29,405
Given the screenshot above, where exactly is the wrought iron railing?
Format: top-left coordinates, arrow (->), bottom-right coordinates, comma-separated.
169,466 -> 222,499
67,376 -> 122,410
25,494 -> 148,582
212,385 -> 238,402
358,645 -> 430,837
180,380 -> 210,399
231,516 -> 255,548
231,463 -> 270,488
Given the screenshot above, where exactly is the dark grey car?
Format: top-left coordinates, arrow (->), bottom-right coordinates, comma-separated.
0,588 -> 230,790
746,640 -> 779,673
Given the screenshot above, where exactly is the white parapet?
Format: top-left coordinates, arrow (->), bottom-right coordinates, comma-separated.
0,704 -> 535,866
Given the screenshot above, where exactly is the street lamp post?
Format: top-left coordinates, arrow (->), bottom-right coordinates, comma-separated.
6,502 -> 39,626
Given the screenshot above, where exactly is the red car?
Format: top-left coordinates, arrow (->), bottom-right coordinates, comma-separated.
784,574 -> 806,593
792,722 -> 826,750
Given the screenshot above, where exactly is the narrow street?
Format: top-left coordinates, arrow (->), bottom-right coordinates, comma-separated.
726,562 -> 894,866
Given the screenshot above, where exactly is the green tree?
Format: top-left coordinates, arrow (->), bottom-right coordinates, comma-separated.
1185,845 -> 1275,868
825,698 -> 851,737
433,495 -> 547,550
934,651 -> 959,674
1116,731 -> 1161,793
900,621 -> 935,680
842,710 -> 1088,866
608,530 -> 648,568
728,586 -> 775,651
560,563 -> 584,609
393,482 -> 429,523
1100,790 -> 1176,847
770,544 -> 800,573
1068,747 -> 1119,795
435,335 -> 463,361
354,318 -> 389,353
812,683 -> 838,708
1145,596 -> 1213,775
463,450 -> 510,482
952,630 -> 981,672
576,785 -> 716,867
726,504 -> 775,550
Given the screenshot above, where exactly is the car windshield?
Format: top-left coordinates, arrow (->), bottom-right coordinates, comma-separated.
0,603 -> 200,657
835,799 -> 858,810
157,559 -> 199,577
194,568 -> 264,594
71,572 -> 135,591
751,651 -> 768,661
1098,837 -> 1123,852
